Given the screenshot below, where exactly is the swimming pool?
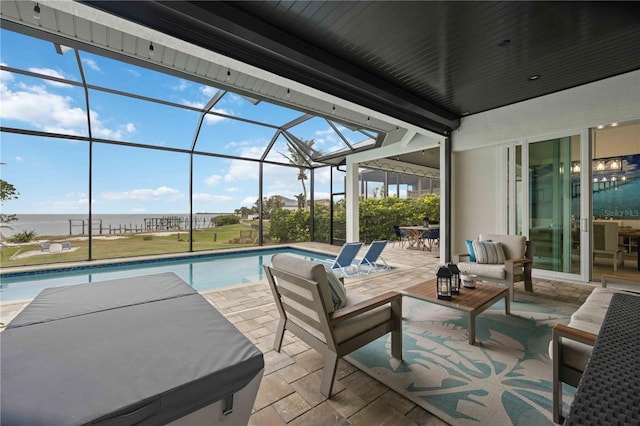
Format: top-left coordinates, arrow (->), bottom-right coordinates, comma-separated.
0,247 -> 330,302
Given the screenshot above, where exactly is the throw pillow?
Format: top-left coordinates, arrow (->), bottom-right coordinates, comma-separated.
464,239 -> 476,261
324,265 -> 347,309
472,241 -> 506,264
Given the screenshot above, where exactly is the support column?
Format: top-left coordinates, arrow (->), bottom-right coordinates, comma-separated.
346,159 -> 360,243
441,138 -> 450,262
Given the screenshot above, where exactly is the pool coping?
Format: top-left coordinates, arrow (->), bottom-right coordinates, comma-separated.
0,244 -> 334,278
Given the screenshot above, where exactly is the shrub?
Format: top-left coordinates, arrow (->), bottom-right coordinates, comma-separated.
213,215 -> 240,226
260,194 -> 440,244
7,230 -> 37,243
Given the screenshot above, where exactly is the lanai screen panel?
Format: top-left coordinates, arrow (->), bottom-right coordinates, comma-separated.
0,29 -> 81,81
213,92 -> 304,126
87,89 -> 200,149
1,71 -> 89,137
195,116 -> 277,159
79,51 -> 216,106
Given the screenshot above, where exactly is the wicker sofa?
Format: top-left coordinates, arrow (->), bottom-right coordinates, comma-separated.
454,233 -> 534,301
550,274 -> 640,423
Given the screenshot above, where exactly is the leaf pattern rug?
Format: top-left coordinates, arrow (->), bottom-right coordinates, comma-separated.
345,294 -> 578,425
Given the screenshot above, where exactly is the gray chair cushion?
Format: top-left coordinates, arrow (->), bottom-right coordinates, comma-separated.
271,254 -> 335,314
332,291 -> 392,344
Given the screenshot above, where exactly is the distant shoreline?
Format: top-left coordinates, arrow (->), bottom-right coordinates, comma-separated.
1,213 -> 232,238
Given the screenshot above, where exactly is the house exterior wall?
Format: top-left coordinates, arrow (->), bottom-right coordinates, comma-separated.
452,145 -> 505,254
451,70 -> 640,257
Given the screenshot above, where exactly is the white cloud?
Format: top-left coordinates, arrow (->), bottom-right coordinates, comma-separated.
122,123 -> 136,133
204,108 -> 232,124
205,174 -> 222,186
200,85 -> 219,98
225,187 -> 239,192
174,80 -> 189,91
127,69 -> 141,77
65,191 -> 87,199
225,156 -> 260,182
0,71 -> 134,139
314,167 -> 331,184
101,186 -> 182,202
1,82 -> 86,135
131,208 -> 146,213
37,197 -> 91,213
225,93 -> 245,106
192,193 -> 233,202
28,67 -> 72,88
0,62 -> 14,82
181,99 -> 229,124
242,196 -> 258,206
15,156 -> 24,162
81,58 -> 101,71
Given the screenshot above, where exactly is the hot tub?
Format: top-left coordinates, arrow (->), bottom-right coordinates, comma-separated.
0,272 -> 264,425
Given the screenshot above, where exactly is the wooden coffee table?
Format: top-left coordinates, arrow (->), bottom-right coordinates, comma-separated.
401,278 -> 510,345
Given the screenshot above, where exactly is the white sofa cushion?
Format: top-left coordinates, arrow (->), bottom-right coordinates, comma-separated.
479,234 -> 526,260
457,262 -> 506,280
550,288 -> 640,373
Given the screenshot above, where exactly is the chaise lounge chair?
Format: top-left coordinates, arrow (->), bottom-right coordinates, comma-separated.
353,240 -> 390,273
319,242 -> 363,277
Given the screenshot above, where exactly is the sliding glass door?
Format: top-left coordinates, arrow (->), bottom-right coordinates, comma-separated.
509,131 -> 590,281
528,136 -> 582,274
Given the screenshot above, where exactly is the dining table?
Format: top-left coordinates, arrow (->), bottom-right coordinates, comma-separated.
399,225 -> 439,251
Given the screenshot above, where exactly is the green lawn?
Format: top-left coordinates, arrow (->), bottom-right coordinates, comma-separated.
0,223 -> 274,268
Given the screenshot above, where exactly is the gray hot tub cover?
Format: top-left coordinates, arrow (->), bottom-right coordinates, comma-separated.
1,272 -> 264,425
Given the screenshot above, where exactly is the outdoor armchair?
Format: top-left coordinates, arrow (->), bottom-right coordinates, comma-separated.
264,254 -> 402,398
454,233 -> 533,301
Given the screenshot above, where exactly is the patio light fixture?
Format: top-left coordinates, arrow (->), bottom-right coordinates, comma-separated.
447,263 -> 461,294
436,266 -> 453,300
33,2 -> 40,19
148,42 -> 154,58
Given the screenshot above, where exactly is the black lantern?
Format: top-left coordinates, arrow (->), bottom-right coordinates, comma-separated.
447,263 -> 461,294
436,266 -> 452,299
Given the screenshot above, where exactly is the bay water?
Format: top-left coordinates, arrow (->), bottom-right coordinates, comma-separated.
1,213 -> 229,238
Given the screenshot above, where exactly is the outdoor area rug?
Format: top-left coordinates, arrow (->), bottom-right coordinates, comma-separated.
345,293 -> 579,425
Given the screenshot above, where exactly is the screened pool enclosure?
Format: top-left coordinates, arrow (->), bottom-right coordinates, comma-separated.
0,21 -> 439,266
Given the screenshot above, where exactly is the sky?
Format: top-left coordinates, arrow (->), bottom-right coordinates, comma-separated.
0,28 -> 382,214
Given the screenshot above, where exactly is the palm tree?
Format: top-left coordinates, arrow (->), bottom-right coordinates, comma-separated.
279,139 -> 314,210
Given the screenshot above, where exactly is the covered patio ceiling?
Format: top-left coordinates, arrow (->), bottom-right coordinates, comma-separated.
83,1 -> 640,135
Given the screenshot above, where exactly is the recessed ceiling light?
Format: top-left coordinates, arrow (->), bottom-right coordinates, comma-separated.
597,124 -> 604,129
528,74 -> 540,81
611,122 -> 618,127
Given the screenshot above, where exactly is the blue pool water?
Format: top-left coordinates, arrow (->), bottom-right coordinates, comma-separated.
0,247 -> 330,302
